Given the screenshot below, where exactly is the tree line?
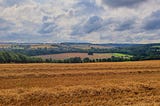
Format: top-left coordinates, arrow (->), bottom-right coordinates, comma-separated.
0,51 -> 132,63
44,56 -> 147,63
0,51 -> 159,63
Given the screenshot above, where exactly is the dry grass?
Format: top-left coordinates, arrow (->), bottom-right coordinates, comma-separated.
0,44 -> 11,48
36,53 -> 112,60
30,44 -> 56,49
0,60 -> 160,106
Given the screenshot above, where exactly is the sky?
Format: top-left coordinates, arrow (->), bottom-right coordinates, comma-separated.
0,0 -> 160,44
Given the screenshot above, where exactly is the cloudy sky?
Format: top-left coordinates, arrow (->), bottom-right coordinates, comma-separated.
0,0 -> 160,43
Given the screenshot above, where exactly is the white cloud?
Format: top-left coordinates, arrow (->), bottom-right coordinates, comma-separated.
0,0 -> 159,43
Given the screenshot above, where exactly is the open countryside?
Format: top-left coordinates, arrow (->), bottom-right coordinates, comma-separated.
0,0 -> 160,105
35,53 -> 133,60
35,53 -> 114,60
0,60 -> 160,106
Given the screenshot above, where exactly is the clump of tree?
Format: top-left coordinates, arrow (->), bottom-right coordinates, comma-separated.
0,51 -> 43,63
43,56 -> 134,63
88,52 -> 93,55
45,57 -> 82,63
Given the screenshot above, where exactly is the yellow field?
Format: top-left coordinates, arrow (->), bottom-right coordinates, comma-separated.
0,61 -> 160,106
30,44 -> 56,49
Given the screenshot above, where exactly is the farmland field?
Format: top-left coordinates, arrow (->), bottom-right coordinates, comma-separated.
0,60 -> 160,105
30,44 -> 57,49
70,44 -> 112,50
113,53 -> 133,58
35,53 -> 113,60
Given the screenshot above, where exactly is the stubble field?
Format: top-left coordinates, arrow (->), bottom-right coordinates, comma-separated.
0,60 -> 160,106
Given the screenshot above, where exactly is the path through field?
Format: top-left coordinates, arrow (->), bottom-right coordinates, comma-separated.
0,61 -> 160,106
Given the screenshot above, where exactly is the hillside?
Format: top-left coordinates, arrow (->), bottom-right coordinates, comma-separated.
0,43 -> 159,62
0,51 -> 42,63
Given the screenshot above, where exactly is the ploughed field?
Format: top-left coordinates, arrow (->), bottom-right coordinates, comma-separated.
35,53 -> 113,60
0,60 -> 160,106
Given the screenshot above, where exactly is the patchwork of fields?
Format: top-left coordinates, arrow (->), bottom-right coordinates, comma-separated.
35,53 -> 113,60
0,60 -> 160,105
35,53 -> 131,60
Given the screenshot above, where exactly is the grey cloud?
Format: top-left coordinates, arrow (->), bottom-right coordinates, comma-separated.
115,20 -> 135,31
38,22 -> 57,34
42,16 -> 53,22
72,16 -> 104,35
134,34 -> 160,42
143,10 -> 160,30
0,33 -> 47,43
42,16 -> 49,22
102,0 -> 147,8
73,0 -> 104,16
0,0 -> 27,7
84,16 -> 103,33
0,18 -> 14,31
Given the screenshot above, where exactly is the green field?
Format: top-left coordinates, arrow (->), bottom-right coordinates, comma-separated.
152,46 -> 160,48
113,53 -> 133,58
35,53 -> 133,60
